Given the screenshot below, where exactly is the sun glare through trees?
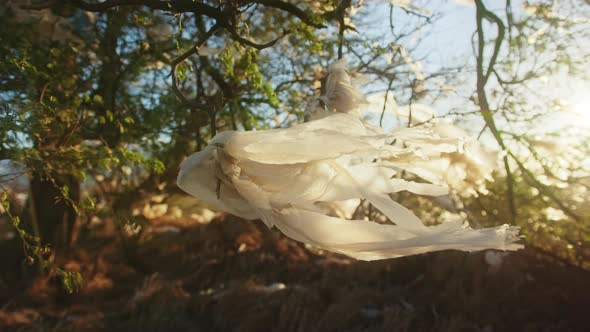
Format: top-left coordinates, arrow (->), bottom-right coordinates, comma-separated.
0,0 -> 589,331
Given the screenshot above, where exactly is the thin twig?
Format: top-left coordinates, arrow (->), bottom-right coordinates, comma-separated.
228,29 -> 290,50
336,0 -> 352,59
170,23 -> 220,108
379,78 -> 395,127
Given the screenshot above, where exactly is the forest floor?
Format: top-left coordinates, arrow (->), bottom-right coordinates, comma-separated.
0,214 -> 589,332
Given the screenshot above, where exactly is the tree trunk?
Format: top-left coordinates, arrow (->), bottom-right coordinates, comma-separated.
26,171 -> 80,253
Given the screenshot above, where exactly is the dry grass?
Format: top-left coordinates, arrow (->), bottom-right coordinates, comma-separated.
0,214 -> 588,331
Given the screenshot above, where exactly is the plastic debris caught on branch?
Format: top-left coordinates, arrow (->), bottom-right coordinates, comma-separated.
177,61 -> 522,261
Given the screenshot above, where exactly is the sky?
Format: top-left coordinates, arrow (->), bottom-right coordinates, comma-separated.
354,1 -> 484,131
356,0 -> 590,133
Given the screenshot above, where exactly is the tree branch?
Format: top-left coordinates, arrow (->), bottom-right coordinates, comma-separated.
69,0 -> 223,19
170,23 -> 224,138
507,150 -> 581,222
253,0 -> 324,27
170,23 -> 220,109
227,29 -> 290,50
475,0 -> 516,221
335,0 -> 352,59
69,0 -> 329,28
